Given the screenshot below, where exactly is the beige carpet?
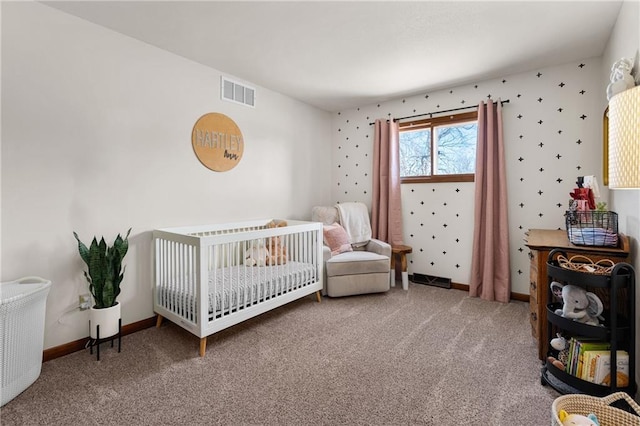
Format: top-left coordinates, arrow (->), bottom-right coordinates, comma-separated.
1,284 -> 558,425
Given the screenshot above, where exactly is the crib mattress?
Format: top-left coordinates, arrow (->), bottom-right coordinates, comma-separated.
158,261 -> 316,320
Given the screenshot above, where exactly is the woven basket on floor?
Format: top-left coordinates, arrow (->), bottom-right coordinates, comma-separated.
551,392 -> 640,426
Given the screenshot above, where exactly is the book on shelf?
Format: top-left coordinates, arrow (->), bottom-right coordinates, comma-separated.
593,351 -> 629,387
566,337 -> 576,374
563,337 -> 609,377
583,350 -> 610,383
575,349 -> 629,385
577,341 -> 610,379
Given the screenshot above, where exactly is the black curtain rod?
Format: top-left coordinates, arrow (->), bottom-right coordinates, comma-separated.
368,99 -> 510,126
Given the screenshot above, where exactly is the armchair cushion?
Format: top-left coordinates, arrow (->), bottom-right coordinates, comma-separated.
326,251 -> 389,277
322,223 -> 353,255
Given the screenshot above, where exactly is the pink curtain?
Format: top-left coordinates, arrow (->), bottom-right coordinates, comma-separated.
372,119 -> 404,246
470,100 -> 510,302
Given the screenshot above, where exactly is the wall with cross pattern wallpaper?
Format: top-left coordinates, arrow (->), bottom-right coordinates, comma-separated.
331,57 -> 604,296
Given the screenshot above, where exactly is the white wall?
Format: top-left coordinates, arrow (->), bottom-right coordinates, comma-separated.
332,59 -> 603,296
601,0 -> 640,402
1,2 -> 332,350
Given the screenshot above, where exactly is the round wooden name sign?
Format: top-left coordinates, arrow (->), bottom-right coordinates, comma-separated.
191,113 -> 244,172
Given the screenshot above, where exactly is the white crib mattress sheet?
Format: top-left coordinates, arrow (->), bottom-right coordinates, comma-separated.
158,261 -> 316,320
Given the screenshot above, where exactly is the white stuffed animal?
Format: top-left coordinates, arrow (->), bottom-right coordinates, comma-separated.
548,333 -> 570,370
606,58 -> 636,100
558,410 -> 599,426
244,240 -> 269,267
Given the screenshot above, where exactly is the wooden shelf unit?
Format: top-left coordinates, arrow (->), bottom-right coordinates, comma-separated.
524,229 -> 630,360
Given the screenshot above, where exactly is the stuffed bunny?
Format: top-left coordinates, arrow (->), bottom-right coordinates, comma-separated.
244,240 -> 269,267
550,281 -> 604,326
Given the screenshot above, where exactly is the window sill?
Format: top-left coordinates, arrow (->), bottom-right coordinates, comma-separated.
401,174 -> 475,184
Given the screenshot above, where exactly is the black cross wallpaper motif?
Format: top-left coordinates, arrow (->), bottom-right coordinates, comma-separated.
331,58 -> 603,296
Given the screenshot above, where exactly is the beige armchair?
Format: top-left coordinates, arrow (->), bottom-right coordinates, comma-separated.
312,205 -> 391,297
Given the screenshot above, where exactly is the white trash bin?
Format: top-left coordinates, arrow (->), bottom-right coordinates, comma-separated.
1,277 -> 51,406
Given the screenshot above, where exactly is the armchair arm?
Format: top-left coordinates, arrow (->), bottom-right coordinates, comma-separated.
365,239 -> 392,258
322,245 -> 332,263
320,245 -> 332,296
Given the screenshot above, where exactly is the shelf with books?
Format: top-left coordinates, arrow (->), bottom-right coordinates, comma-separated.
543,359 -> 633,397
541,248 -> 636,397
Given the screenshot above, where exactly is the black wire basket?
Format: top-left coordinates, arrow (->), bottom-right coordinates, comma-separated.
565,210 -> 619,247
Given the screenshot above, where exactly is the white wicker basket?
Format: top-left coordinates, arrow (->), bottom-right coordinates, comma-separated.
1,277 -> 51,406
552,392 -> 640,426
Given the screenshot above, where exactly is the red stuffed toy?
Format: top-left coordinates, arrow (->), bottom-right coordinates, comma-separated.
569,187 -> 595,210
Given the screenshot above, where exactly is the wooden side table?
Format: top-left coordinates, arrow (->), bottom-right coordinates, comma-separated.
391,245 -> 412,290
524,229 -> 630,360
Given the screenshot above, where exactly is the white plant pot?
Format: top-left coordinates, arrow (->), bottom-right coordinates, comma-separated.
89,302 -> 121,339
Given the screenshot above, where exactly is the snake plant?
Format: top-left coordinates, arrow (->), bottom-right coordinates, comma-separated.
73,229 -> 131,309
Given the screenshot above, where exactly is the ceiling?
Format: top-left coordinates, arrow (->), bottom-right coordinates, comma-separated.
43,1 -> 623,112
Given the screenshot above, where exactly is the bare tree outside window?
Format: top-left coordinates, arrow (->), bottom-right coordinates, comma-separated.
400,129 -> 431,177
399,112 -> 477,182
435,123 -> 477,175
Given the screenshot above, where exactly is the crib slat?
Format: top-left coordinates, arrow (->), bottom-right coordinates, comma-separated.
211,245 -> 218,321
232,242 -> 237,312
170,241 -> 175,313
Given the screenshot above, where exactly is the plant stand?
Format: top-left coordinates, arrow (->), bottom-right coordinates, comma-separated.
88,318 -> 122,361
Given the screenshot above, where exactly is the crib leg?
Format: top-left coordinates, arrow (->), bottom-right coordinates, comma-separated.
156,314 -> 163,328
199,337 -> 207,357
315,290 -> 322,303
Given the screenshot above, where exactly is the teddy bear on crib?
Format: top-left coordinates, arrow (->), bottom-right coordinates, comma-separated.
266,220 -> 288,265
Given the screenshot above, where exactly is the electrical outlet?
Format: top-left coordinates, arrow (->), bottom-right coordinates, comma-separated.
79,294 -> 91,311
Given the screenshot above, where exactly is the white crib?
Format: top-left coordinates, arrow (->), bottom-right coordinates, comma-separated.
153,219 -> 323,356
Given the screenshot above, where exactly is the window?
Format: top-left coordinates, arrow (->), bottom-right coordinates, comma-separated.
399,111 -> 478,183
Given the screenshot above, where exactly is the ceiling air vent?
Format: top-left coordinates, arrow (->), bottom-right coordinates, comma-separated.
221,77 -> 255,108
